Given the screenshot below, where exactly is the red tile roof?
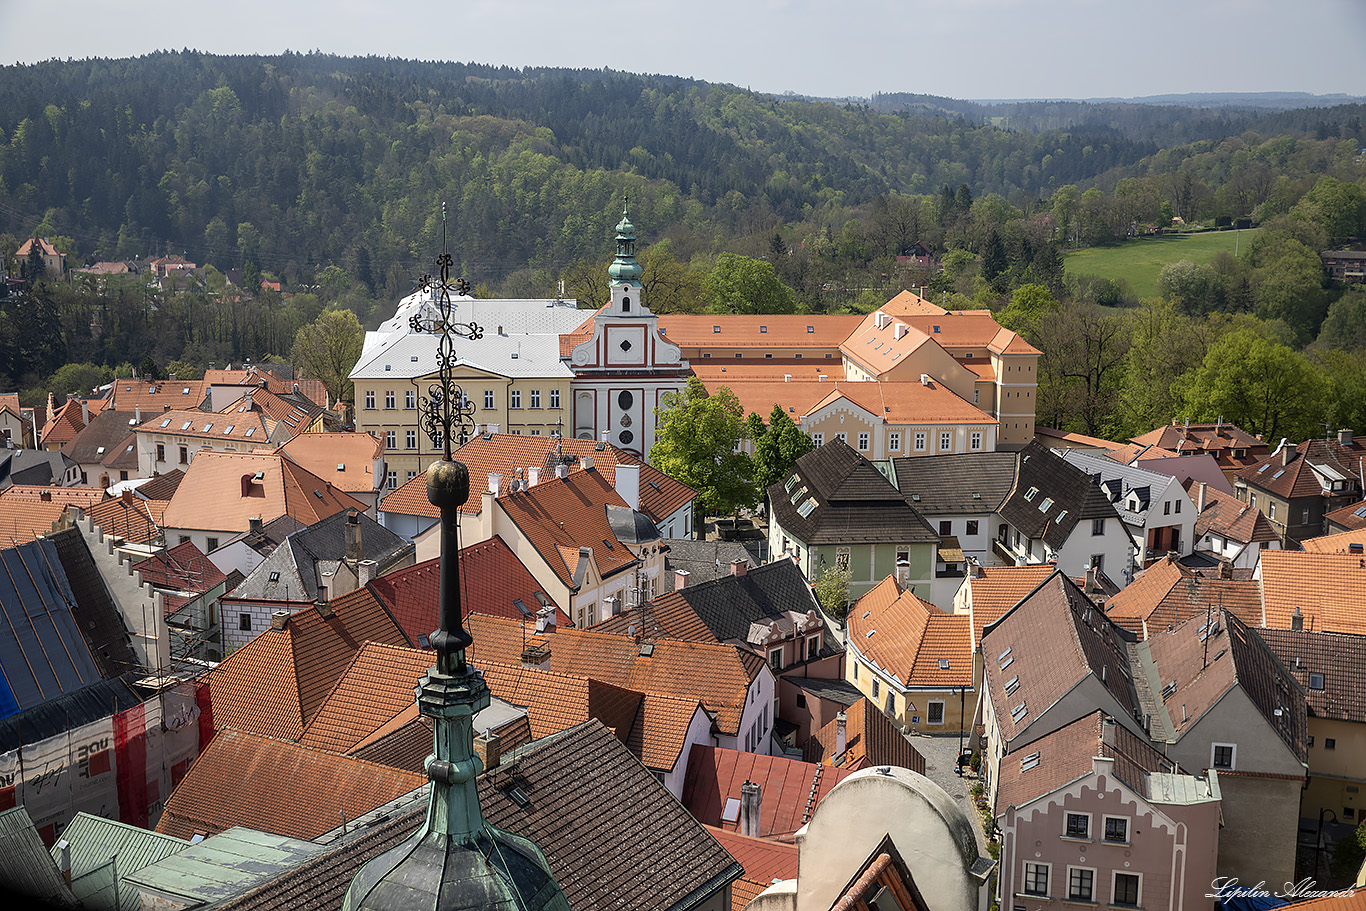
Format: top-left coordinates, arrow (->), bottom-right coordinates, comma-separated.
85,496 -> 164,545
1184,477 -> 1279,546
41,397 -> 106,448
214,386 -> 318,434
1105,556 -> 1262,638
207,587 -> 408,741
846,577 -> 972,688
1325,498 -> 1366,532
1236,438 -> 1366,501
203,368 -> 328,407
706,825 -> 798,883
962,565 -> 1058,647
496,467 -> 640,587
466,613 -> 762,736
656,314 -> 863,350
1131,421 -> 1269,473
162,451 -> 366,534
0,500 -> 69,543
106,378 -> 206,412
1301,526 -> 1366,555
156,729 -> 424,841
368,542 -> 570,639
587,590 -> 716,642
298,643 -> 435,755
0,484 -> 105,509
682,745 -> 852,837
132,540 -> 227,595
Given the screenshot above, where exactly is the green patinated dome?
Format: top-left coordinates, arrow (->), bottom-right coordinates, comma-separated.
607,198 -> 642,285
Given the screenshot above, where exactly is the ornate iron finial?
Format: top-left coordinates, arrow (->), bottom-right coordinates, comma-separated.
409,203 -> 481,460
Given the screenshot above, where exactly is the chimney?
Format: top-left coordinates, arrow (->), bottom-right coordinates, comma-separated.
894,322 -> 908,340
580,456 -> 594,471
1292,605 -> 1304,631
784,374 -> 792,382
615,463 -> 640,510
80,401 -> 89,425
345,510 -> 362,561
488,472 -> 503,496
1218,560 -> 1232,580
357,559 -> 377,588
1281,441 -> 1292,467
1086,565 -> 1098,592
315,595 -> 334,619
1101,716 -> 1116,749
818,374 -> 827,382
135,404 -> 141,423
249,516 -> 263,535
271,610 -> 290,631
163,403 -> 171,412
57,839 -> 71,887
739,780 -> 762,837
730,558 -> 748,578
40,490 -> 52,502
527,466 -> 541,487
536,606 -> 557,633
555,463 -> 569,480
835,711 -> 847,756
1339,429 -> 1353,446
475,732 -> 502,771
600,431 -> 610,443
1197,481 -> 1207,513
920,373 -> 930,386
674,568 -> 691,589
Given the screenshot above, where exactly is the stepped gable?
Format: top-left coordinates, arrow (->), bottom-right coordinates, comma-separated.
207,586 -> 407,741
155,729 -> 425,842
85,495 -> 163,545
770,439 -> 936,546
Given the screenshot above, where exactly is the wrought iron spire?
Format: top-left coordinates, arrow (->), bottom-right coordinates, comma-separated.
344,207 -> 568,911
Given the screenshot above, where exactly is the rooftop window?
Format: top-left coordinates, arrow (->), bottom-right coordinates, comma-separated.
1020,751 -> 1040,771
1011,701 -> 1028,723
1309,672 -> 1325,691
1024,487 -> 1039,501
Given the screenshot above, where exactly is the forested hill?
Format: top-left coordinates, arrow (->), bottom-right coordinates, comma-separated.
0,51 -> 1362,296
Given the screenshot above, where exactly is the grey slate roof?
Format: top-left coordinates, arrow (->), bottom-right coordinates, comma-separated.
60,407 -> 141,465
770,439 -> 937,546
230,511 -> 410,602
605,503 -> 662,545
0,448 -> 77,488
671,559 -> 838,656
661,539 -> 760,591
0,806 -> 78,907
52,812 -> 188,911
998,442 -> 1118,550
210,720 -> 742,911
786,675 -> 865,707
49,526 -> 140,678
0,537 -> 104,719
889,451 -> 1017,515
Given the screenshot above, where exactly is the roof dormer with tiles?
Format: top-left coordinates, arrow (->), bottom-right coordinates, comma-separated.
133,408 -> 286,477
565,203 -> 689,456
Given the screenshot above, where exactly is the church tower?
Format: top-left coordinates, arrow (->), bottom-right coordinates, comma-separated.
567,201 -> 689,457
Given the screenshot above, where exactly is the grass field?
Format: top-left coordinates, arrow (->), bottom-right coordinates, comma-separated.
1064,228 -> 1260,300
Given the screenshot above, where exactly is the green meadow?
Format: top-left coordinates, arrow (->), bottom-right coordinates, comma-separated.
1064,228 -> 1260,300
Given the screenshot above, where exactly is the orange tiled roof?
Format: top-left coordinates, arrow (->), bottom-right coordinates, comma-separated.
207,587 -> 409,741
136,409 -> 276,444
657,314 -> 864,349
106,378 -> 206,412
378,470 -> 439,519
1105,556 -> 1262,638
1325,498 -> 1366,532
1302,526 -> 1366,555
847,577 -> 972,688
85,495 -> 164,545
40,398 -> 107,448
162,451 -> 366,534
588,590 -> 717,642
1131,421 -> 1269,473
478,660 -> 627,740
156,729 -> 424,841
466,612 -> 761,736
699,375 -> 991,430
882,294 -> 1040,356
203,368 -> 329,407
627,692 -> 708,772
445,433 -> 697,524
1259,550 -> 1366,635
132,540 -> 227,594
496,468 -> 640,588
279,432 -> 381,494
299,642 -> 434,755
1237,438 -> 1366,501
215,385 -> 318,430
1184,477 -> 1279,546
0,500 -> 68,543
963,564 -> 1057,647
0,484 -> 105,509
558,308 -> 600,357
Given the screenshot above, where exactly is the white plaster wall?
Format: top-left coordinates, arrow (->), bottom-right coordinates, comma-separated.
75,515 -> 169,672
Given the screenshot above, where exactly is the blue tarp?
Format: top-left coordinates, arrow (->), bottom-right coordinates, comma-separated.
1218,893 -> 1289,911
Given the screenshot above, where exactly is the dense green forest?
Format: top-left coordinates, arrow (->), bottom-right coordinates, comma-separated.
1,52 -> 1365,441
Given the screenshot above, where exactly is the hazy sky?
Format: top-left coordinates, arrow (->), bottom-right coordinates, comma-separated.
2,0 -> 1362,101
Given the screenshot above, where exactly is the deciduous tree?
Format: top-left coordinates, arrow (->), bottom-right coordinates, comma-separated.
1177,328 -> 1327,442
704,253 -> 795,314
650,377 -> 755,528
290,308 -> 364,406
747,404 -> 814,497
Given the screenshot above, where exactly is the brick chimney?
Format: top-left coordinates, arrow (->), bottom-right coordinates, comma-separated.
1292,605 -> 1304,631
730,558 -> 748,578
249,516 -> 263,535
271,610 -> 290,631
674,568 -> 690,589
475,732 -> 502,771
1218,560 -> 1232,580
580,456 -> 594,471
739,780 -> 761,837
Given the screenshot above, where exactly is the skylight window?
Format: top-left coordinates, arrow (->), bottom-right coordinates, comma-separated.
223,425 -> 234,434
1020,751 -> 1040,771
1005,675 -> 1020,695
1011,702 -> 1028,723
181,421 -> 192,430
314,489 -> 323,499
269,571 -> 280,582
938,659 -> 950,670
1039,497 -> 1054,512
712,325 -> 721,333
998,646 -> 1012,665
1271,469 -> 1285,479
1258,464 -> 1270,473
203,423 -> 213,432
797,498 -> 817,517
96,446 -> 105,455
1309,673 -> 1325,691
182,387 -> 190,394
245,427 -> 255,436
1055,509 -> 1068,524
602,538 -> 614,550
1024,487 -> 1039,501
